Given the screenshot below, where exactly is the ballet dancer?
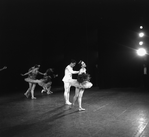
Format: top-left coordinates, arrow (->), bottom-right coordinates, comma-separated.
0,66 -> 7,71
62,59 -> 79,105
72,61 -> 93,111
21,64 -> 43,99
38,68 -> 58,94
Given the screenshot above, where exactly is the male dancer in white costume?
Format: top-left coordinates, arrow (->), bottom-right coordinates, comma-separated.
62,59 -> 79,105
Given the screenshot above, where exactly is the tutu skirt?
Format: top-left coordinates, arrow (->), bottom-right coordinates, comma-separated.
70,79 -> 93,89
70,73 -> 93,89
25,78 -> 40,84
81,81 -> 93,88
38,79 -> 52,88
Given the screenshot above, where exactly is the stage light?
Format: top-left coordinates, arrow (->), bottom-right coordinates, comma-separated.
139,32 -> 144,37
136,48 -> 147,56
140,26 -> 143,29
139,41 -> 143,45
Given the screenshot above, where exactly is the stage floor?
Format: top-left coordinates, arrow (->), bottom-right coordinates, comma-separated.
1,87 -> 149,137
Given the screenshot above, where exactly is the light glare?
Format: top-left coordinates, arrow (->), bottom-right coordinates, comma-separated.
139,41 -> 143,45
139,32 -> 144,37
137,48 -> 147,56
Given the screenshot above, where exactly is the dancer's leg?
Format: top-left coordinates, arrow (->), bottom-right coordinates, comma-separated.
37,80 -> 45,93
41,82 -> 47,93
41,88 -> 46,93
47,86 -> 52,94
41,85 -> 46,93
64,82 -> 71,105
38,80 -> 48,93
78,89 -> 85,111
24,83 -> 32,98
47,82 -> 52,94
72,87 -> 79,106
31,83 -> 36,99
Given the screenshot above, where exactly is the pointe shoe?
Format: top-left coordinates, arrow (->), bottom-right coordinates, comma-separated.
65,102 -> 72,105
79,108 -> 85,111
41,90 -> 45,93
24,93 -> 29,98
47,91 -> 53,94
31,97 -> 36,99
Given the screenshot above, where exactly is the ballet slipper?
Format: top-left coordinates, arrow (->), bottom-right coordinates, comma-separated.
79,108 -> 85,111
41,89 -> 45,93
47,91 -> 53,94
24,93 -> 29,98
31,97 -> 36,99
65,102 -> 72,105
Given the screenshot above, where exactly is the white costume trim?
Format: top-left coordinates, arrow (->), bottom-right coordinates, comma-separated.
70,79 -> 93,89
25,78 -> 41,83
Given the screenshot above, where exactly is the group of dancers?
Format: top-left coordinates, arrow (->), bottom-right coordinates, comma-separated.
62,59 -> 92,111
22,59 -> 93,111
21,65 -> 57,99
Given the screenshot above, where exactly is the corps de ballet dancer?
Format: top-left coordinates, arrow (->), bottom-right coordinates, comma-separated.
38,68 -> 58,94
0,66 -> 7,71
21,64 -> 44,99
62,59 -> 79,105
71,61 -> 93,111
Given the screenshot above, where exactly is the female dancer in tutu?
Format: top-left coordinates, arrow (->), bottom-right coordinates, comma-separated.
21,65 -> 43,99
38,68 -> 58,94
72,61 -> 92,111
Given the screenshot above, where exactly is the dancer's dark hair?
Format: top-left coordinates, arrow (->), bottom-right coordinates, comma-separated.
34,64 -> 40,68
70,59 -> 76,64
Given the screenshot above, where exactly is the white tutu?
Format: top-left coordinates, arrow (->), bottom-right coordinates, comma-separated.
38,79 -> 52,87
69,79 -> 93,89
25,78 -> 40,84
81,81 -> 93,89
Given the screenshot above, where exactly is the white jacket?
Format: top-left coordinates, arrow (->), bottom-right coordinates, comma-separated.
62,65 -> 78,82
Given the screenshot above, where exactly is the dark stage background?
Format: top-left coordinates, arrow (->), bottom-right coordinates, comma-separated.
0,0 -> 149,93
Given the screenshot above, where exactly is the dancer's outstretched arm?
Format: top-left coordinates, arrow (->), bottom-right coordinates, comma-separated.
21,69 -> 33,76
0,66 -> 7,71
38,71 -> 45,75
66,66 -> 79,74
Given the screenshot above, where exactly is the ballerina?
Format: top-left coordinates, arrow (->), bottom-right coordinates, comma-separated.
72,61 -> 93,111
38,68 -> 58,94
21,65 -> 43,99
